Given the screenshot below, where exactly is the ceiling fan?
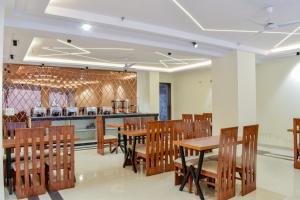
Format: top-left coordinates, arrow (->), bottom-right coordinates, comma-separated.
123,63 -> 136,72
250,6 -> 300,33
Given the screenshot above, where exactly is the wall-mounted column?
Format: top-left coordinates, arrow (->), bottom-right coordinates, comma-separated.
137,71 -> 159,114
149,72 -> 160,113
212,50 -> 256,135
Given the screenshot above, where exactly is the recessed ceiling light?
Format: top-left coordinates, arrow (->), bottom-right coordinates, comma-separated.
81,23 -> 92,31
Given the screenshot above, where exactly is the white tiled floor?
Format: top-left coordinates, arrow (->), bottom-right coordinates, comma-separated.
5,146 -> 300,200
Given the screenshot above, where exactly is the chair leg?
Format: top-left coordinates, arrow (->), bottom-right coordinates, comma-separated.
109,142 -> 112,153
115,142 -> 118,154
188,176 -> 193,193
175,168 -> 183,185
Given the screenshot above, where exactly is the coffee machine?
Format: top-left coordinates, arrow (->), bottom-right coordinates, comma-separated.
121,99 -> 130,113
112,99 -> 121,114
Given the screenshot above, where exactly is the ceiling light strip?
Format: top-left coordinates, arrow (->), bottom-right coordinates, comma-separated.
273,27 -> 300,48
57,39 -> 90,54
270,43 -> 300,53
159,60 -> 169,68
172,0 -> 205,31
155,51 -> 187,64
52,47 -> 134,51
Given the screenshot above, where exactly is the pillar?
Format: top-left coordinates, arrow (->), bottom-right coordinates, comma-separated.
212,50 -> 256,135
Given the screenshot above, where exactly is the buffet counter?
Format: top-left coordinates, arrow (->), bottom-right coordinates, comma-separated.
29,113 -> 159,146
30,113 -> 159,121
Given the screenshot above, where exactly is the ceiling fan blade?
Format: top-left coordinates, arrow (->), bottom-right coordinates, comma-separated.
277,20 -> 300,28
126,63 -> 136,68
248,18 -> 265,27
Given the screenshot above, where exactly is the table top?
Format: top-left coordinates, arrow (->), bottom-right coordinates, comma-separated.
174,136 -> 243,151
118,129 -> 147,137
106,123 -> 124,128
3,135 -> 80,149
287,129 -> 300,133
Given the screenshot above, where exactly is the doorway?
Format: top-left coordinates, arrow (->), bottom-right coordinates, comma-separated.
159,83 -> 171,120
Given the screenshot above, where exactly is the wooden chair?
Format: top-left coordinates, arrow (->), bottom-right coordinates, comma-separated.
13,127 -> 46,199
194,120 -> 212,138
3,121 -> 27,139
293,119 -> 300,169
200,127 -> 238,200
124,117 -> 143,144
194,114 -> 205,121
182,114 -> 193,122
236,125 -> 258,196
141,116 -> 156,129
135,121 -> 174,176
45,125 -> 75,191
3,121 -> 27,186
203,113 -> 212,123
174,120 -> 199,193
96,116 -> 119,155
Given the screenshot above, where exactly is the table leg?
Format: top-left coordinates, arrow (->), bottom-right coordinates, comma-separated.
118,127 -> 125,153
123,134 -> 130,168
179,146 -> 189,191
6,148 -> 13,194
131,136 -> 137,173
193,151 -> 205,200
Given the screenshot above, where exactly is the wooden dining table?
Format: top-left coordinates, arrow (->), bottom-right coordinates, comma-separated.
174,136 -> 242,200
3,135 -> 80,194
118,129 -> 147,173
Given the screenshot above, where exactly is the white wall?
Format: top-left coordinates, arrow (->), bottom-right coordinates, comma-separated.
137,69 -> 212,120
173,68 -> 212,119
257,56 -> 300,148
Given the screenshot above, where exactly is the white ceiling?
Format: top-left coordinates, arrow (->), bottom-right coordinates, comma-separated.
4,0 -> 300,72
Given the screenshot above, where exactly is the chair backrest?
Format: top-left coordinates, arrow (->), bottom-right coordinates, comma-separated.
216,127 -> 238,200
124,117 -> 143,144
203,113 -> 212,123
4,121 -> 27,139
194,120 -> 211,138
145,121 -> 174,176
15,127 -> 46,199
124,117 -> 141,130
182,114 -> 193,122
48,125 -> 75,191
141,116 -> 156,129
194,114 -> 205,121
173,120 -> 196,158
96,116 -> 105,155
241,124 -> 258,195
173,120 -> 185,160
293,118 -> 300,169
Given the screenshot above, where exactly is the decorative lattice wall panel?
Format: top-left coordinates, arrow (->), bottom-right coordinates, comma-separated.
3,64 -> 137,122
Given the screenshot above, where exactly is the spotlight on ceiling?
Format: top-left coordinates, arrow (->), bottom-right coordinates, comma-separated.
10,54 -> 14,60
192,41 -> 198,48
297,52 -> 300,56
81,23 -> 92,31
